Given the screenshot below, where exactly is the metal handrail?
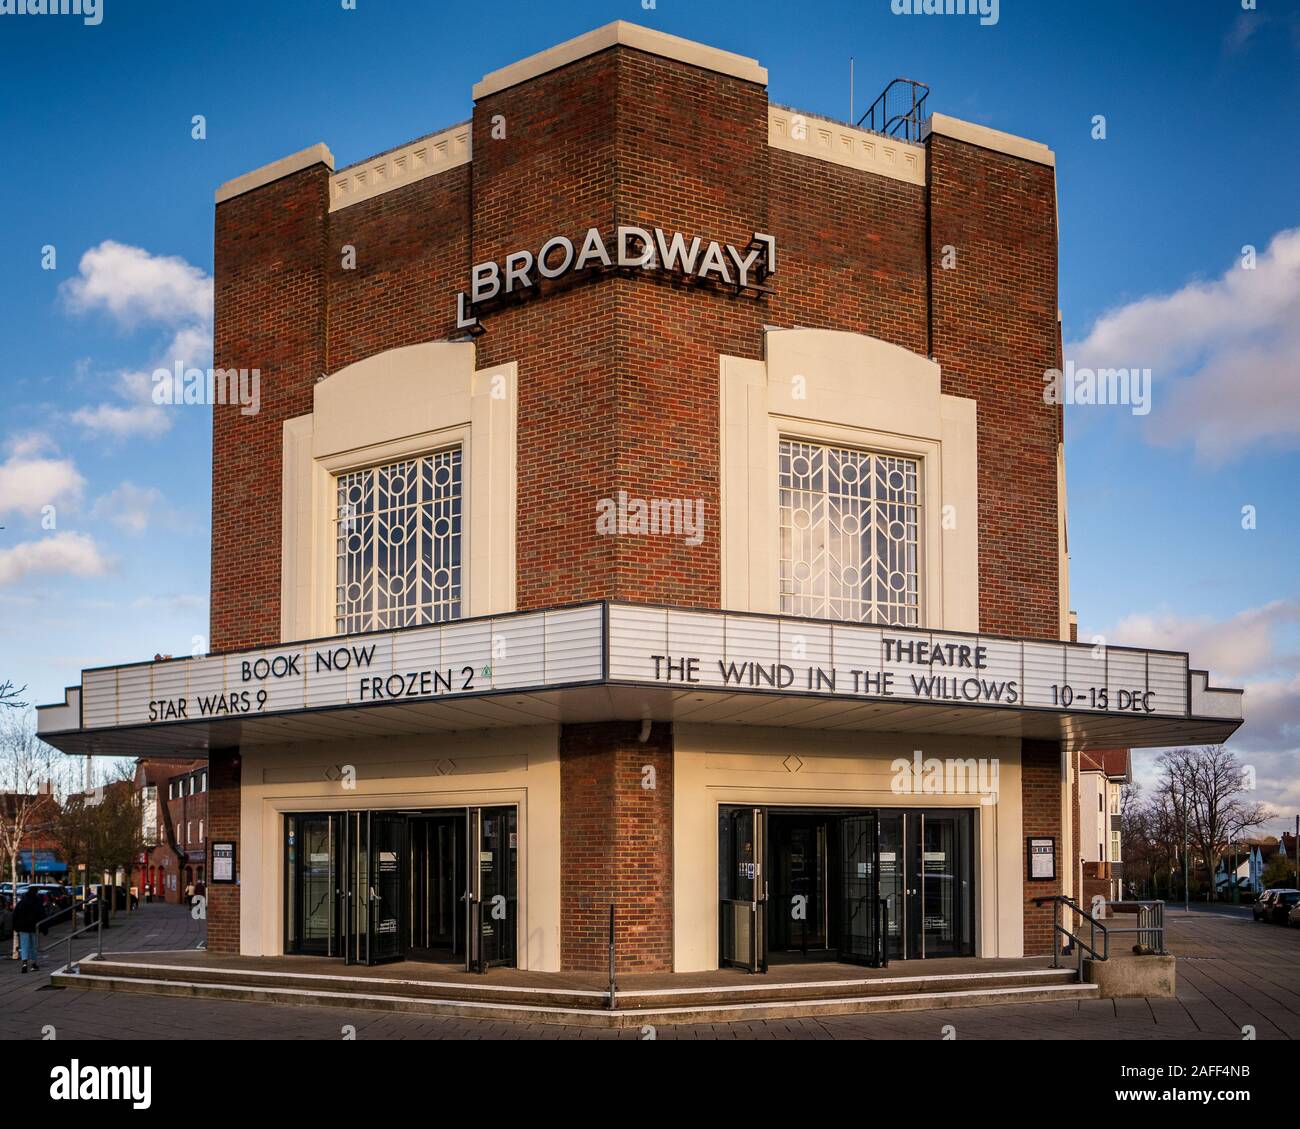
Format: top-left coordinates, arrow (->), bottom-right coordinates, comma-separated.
1101,900 -> 1167,955
1033,894 -> 1109,980
38,902 -> 104,974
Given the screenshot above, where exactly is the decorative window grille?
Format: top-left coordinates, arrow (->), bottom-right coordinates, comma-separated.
335,448 -> 463,634
779,439 -> 920,625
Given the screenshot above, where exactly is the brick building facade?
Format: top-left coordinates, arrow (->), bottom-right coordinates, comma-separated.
38,22 -> 1242,978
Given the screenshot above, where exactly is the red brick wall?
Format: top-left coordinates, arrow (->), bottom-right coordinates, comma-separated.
204,749 -> 241,954
210,161 -> 330,654
1021,739 -> 1064,955
559,721 -> 673,972
326,162 -> 470,372
928,134 -> 1062,641
768,147 -> 927,354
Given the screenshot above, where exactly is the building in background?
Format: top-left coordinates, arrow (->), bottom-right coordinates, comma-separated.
0,791 -> 66,883
134,758 -> 208,903
1078,749 -> 1130,904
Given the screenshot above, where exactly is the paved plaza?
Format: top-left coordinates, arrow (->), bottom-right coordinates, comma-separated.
2,903 -> 1296,1040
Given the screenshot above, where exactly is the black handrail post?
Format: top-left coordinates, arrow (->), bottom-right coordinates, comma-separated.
607,902 -> 617,1011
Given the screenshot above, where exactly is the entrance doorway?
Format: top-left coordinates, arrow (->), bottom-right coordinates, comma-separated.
718,805 -> 974,971
284,806 -> 518,969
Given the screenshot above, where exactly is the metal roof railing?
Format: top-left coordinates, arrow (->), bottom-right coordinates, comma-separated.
857,77 -> 931,144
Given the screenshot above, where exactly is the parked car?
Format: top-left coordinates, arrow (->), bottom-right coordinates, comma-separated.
86,884 -> 138,911
1267,890 -> 1300,925
1252,888 -> 1299,921
1288,901 -> 1300,927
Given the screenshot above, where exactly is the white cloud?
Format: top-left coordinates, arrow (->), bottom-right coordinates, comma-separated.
1066,228 -> 1300,463
1107,600 -> 1300,679
1093,599 -> 1300,831
0,435 -> 85,517
70,369 -> 173,439
70,323 -> 214,441
90,482 -> 168,534
0,532 -> 110,587
61,241 -> 213,329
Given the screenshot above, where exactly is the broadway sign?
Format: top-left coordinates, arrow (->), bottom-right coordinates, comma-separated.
455,226 -> 776,330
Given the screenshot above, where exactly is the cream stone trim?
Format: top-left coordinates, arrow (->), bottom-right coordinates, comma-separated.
924,112 -> 1055,168
330,124 -> 472,212
280,342 -> 517,642
473,20 -> 767,100
768,107 -> 925,186
215,143 -> 335,204
720,328 -> 979,632
672,725 -> 1024,971
239,725 -> 561,971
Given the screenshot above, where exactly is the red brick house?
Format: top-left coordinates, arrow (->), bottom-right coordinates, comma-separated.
133,757 -> 208,904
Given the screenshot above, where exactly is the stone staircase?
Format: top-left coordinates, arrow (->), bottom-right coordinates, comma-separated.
51,956 -> 1098,1028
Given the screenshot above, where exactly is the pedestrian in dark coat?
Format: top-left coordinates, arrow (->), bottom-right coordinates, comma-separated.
13,888 -> 45,972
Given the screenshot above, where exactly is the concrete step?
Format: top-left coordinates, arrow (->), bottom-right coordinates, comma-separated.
69,957 -> 1080,1010
50,962 -> 1099,1027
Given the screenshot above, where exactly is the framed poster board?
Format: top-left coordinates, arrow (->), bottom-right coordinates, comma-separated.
211,841 -> 236,884
1027,836 -> 1056,881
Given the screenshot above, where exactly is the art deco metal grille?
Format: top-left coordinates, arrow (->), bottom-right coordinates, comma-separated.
779,439 -> 920,625
335,448 -> 463,634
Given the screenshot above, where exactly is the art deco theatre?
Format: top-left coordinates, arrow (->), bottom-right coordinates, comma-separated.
39,23 -> 1242,977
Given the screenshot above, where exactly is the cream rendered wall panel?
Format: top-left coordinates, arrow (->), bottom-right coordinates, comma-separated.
671,724 -> 1024,972
767,107 -> 925,186
311,342 -> 476,461
720,328 -> 979,631
1079,772 -> 1103,862
280,344 -> 518,642
239,725 -> 562,971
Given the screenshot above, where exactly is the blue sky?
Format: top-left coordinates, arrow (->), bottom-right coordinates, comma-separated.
0,0 -> 1296,828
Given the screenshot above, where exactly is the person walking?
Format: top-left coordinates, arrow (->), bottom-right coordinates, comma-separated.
13,887 -> 45,973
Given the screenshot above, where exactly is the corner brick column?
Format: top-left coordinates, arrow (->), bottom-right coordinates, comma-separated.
205,748 -> 241,954
927,133 -> 1062,640
1021,738 -> 1065,955
559,721 -> 673,971
211,160 -> 330,654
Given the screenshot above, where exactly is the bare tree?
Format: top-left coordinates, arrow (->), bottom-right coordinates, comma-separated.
56,765 -> 144,919
0,713 -> 70,955
0,680 -> 27,712
1157,745 -> 1269,901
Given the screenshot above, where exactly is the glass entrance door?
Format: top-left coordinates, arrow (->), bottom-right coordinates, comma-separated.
409,813 -> 465,959
718,806 -> 766,971
879,810 -> 975,960
367,813 -> 407,964
915,811 -> 974,958
465,806 -> 517,972
838,811 -> 880,964
285,814 -> 340,956
287,806 -> 518,970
